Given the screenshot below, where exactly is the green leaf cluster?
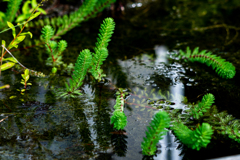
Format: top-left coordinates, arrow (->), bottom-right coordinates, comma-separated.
204,108 -> 240,143
171,122 -> 213,151
29,0 -> 116,40
20,69 -> 32,88
110,88 -> 127,130
178,47 -> 236,79
41,25 -> 67,68
16,0 -> 46,23
58,18 -> 115,98
90,17 -> 115,81
59,49 -> 92,98
187,93 -> 215,119
0,0 -> 22,29
141,110 -> 170,156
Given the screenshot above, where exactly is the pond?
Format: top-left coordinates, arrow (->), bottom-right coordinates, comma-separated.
0,0 -> 240,159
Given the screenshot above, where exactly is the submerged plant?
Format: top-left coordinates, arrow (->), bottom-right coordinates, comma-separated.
177,47 -> 236,79
141,110 -> 170,156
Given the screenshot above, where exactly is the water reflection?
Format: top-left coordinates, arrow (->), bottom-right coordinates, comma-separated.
154,45 -> 183,160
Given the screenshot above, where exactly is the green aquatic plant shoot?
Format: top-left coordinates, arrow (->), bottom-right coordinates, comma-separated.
187,93 -> 215,119
90,17 -> 115,81
178,47 -> 236,79
60,49 -> 92,98
41,25 -> 68,72
110,88 -> 128,130
141,110 -> 170,156
59,17 -> 115,98
171,122 -> 213,151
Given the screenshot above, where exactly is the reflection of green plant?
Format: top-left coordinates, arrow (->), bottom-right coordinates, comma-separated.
177,47 -> 236,79
141,110 -> 170,156
16,0 -> 46,23
110,88 -> 128,130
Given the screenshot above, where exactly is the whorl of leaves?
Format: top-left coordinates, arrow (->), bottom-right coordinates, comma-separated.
171,122 -> 213,151
41,25 -> 54,42
59,49 -> 92,98
188,93 -> 215,119
141,111 -> 170,156
90,17 -> 115,81
178,47 -> 236,79
28,0 -> 116,39
5,0 -> 23,23
110,89 -> 127,130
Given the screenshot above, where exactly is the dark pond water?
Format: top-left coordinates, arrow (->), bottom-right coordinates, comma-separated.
1,0 -> 240,159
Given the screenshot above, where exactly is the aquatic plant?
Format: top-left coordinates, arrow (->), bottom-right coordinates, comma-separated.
90,17 -> 115,81
110,88 -> 128,130
187,93 -> 215,119
171,122 -> 213,151
41,25 -> 67,72
177,47 -> 236,79
58,17 -> 115,98
28,0 -> 116,40
141,110 -> 170,156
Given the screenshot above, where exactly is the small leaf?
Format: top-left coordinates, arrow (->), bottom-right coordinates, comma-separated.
1,62 -> 15,71
29,12 -> 41,21
9,36 -> 26,49
7,21 -> 16,38
1,57 -> 17,63
22,1 -> 31,14
20,31 -> 33,38
10,96 -> 17,99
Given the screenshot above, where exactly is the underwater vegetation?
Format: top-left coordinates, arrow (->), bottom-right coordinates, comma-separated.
0,0 -> 239,159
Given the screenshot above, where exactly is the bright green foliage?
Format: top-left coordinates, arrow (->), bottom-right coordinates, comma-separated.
0,0 -> 23,29
187,93 -> 215,119
110,88 -> 128,130
7,21 -> 32,50
20,69 -> 32,89
90,17 -> 115,81
171,122 -> 213,151
141,111 -> 170,156
16,0 -> 46,23
41,25 -> 54,42
178,47 -> 236,79
28,0 -> 116,39
59,49 -> 92,98
41,25 -> 68,68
